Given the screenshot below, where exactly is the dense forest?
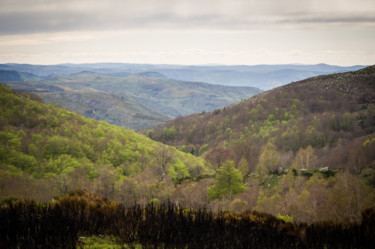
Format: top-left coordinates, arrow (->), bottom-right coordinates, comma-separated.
147,66 -> 375,223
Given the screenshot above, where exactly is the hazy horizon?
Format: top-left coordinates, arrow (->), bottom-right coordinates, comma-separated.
0,61 -> 369,67
0,0 -> 374,66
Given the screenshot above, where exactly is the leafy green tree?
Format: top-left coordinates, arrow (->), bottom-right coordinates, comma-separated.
149,198 -> 160,205
256,142 -> 279,179
146,129 -> 154,139
208,161 -> 245,200
198,144 -> 208,156
7,150 -> 37,173
277,214 -> 294,223
224,127 -> 232,137
168,159 -> 190,184
163,126 -> 176,141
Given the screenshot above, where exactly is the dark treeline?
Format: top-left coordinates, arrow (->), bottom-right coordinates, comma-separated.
1,191 -> 374,249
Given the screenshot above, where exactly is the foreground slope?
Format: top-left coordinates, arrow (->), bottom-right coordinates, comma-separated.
0,84 -> 211,203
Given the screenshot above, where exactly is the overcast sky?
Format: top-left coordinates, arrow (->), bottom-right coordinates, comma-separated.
0,0 -> 374,65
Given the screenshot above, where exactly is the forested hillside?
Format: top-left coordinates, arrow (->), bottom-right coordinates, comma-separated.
148,66 -> 375,223
0,84 -> 212,204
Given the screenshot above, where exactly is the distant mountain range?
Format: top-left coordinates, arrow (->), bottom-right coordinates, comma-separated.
0,63 -> 365,90
0,62 -> 366,129
0,68 -> 261,129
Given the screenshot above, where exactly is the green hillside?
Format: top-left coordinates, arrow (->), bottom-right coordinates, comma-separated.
0,84 -> 211,204
148,66 -> 375,223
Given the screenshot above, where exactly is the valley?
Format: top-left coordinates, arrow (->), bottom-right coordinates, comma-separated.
1,0 -> 374,247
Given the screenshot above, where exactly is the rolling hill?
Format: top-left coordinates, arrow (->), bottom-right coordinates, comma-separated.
0,84 -> 212,204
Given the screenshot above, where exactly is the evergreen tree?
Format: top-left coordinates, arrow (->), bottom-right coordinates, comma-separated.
208,161 -> 245,200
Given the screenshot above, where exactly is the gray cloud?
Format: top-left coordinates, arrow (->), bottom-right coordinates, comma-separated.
0,0 -> 374,35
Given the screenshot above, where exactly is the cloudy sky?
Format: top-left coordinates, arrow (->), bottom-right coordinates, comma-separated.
0,0 -> 374,65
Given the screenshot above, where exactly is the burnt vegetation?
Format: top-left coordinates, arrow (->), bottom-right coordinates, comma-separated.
1,191 -> 374,249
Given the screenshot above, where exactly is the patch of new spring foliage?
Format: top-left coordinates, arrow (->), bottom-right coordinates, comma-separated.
0,191 -> 374,249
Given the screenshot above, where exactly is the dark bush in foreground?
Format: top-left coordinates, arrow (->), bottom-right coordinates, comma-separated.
0,191 -> 374,248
